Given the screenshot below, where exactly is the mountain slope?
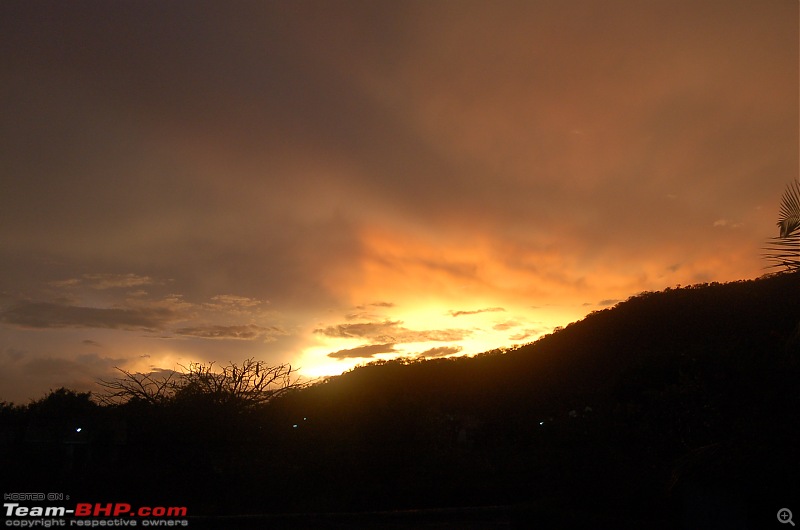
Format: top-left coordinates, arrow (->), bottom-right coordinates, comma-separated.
273,271 -> 800,523
303,271 -> 800,413
4,272 -> 798,527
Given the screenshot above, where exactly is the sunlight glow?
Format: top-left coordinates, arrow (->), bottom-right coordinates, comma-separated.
296,297 -> 566,380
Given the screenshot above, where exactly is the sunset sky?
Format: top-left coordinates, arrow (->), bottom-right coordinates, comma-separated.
1,0 -> 797,403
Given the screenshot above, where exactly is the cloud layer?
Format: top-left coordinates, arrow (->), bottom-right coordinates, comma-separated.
1,302 -> 174,331
0,0 -> 796,402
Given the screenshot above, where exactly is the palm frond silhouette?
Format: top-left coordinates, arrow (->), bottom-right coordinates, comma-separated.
765,180 -> 800,271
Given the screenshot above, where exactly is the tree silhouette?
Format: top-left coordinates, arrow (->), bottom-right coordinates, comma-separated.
96,368 -> 179,405
97,358 -> 303,408
173,359 -> 302,409
765,180 -> 800,270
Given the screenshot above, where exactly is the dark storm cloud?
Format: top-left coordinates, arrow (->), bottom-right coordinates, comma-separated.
351,0 -> 796,258
0,301 -> 173,331
315,320 -> 471,344
56,273 -> 156,290
0,0 -> 370,310
345,301 -> 396,321
417,346 -> 462,359
351,302 -> 396,311
174,324 -> 286,341
598,299 -> 622,307
0,0 -> 794,301
328,343 -> 397,360
0,353 -> 128,403
1,1 -> 795,234
75,353 -> 127,369
492,321 -> 519,331
4,348 -> 26,362
509,329 -> 546,342
414,329 -> 471,342
203,295 -> 263,310
0,0 -> 795,403
20,354 -> 122,377
449,307 -> 505,317
315,320 -> 402,341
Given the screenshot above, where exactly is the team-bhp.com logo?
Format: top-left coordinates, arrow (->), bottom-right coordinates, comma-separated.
75,504 -> 187,518
5,502 -> 189,526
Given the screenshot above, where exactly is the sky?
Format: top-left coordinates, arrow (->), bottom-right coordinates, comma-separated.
1,0 -> 797,403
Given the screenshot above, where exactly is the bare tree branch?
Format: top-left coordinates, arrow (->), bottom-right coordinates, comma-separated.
97,359 -> 305,408
96,367 -> 179,405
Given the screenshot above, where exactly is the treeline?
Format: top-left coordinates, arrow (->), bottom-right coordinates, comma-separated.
2,272 -> 799,527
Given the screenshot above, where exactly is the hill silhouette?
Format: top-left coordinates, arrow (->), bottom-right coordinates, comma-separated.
2,271 -> 799,528
268,271 -> 800,524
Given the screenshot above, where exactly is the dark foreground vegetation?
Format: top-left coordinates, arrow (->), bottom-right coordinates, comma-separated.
2,272 -> 799,528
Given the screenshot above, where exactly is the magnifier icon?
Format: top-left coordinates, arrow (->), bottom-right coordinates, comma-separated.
778,508 -> 795,526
